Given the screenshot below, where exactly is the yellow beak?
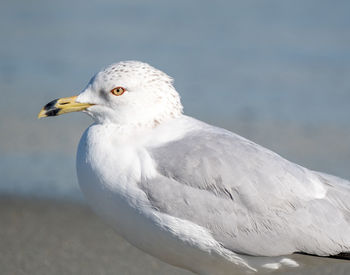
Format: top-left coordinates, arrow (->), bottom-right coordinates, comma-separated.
38,96 -> 94,118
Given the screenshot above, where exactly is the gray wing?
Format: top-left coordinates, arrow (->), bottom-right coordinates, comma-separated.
140,121 -> 350,257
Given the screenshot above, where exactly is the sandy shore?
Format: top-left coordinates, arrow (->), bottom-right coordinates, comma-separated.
2,197 -> 350,275
0,197 -> 191,275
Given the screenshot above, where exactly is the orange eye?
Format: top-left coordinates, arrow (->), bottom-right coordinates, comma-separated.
110,87 -> 125,96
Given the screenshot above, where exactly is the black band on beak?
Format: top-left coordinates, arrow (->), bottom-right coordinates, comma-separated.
43,99 -> 60,117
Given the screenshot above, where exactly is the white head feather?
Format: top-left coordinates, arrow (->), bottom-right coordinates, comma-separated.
76,61 -> 183,126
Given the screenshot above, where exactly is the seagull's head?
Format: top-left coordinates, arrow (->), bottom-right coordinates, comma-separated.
38,61 -> 183,126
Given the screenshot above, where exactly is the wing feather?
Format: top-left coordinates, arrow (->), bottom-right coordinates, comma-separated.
140,120 -> 350,256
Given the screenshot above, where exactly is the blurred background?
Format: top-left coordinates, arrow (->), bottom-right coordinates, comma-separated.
1,1 -> 350,274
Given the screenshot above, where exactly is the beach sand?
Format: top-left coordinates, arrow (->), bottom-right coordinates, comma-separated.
0,197 -> 191,275
2,197 -> 350,275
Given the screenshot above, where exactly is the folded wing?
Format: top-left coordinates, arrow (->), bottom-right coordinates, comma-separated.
140,121 -> 350,256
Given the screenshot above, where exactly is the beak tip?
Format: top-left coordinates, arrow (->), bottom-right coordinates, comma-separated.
37,109 -> 47,119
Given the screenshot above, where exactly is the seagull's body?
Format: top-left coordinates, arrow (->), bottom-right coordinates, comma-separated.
39,61 -> 350,274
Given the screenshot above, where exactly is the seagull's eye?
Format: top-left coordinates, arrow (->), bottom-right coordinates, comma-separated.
110,87 -> 126,96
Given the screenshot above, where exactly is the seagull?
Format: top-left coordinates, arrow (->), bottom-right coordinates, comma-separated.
38,61 -> 350,274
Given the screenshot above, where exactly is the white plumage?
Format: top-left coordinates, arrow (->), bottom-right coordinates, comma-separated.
46,61 -> 350,274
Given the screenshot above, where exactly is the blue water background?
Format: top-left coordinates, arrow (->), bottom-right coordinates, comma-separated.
1,0 -> 350,201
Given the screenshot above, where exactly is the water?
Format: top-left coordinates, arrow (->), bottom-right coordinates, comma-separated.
1,0 -> 350,200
